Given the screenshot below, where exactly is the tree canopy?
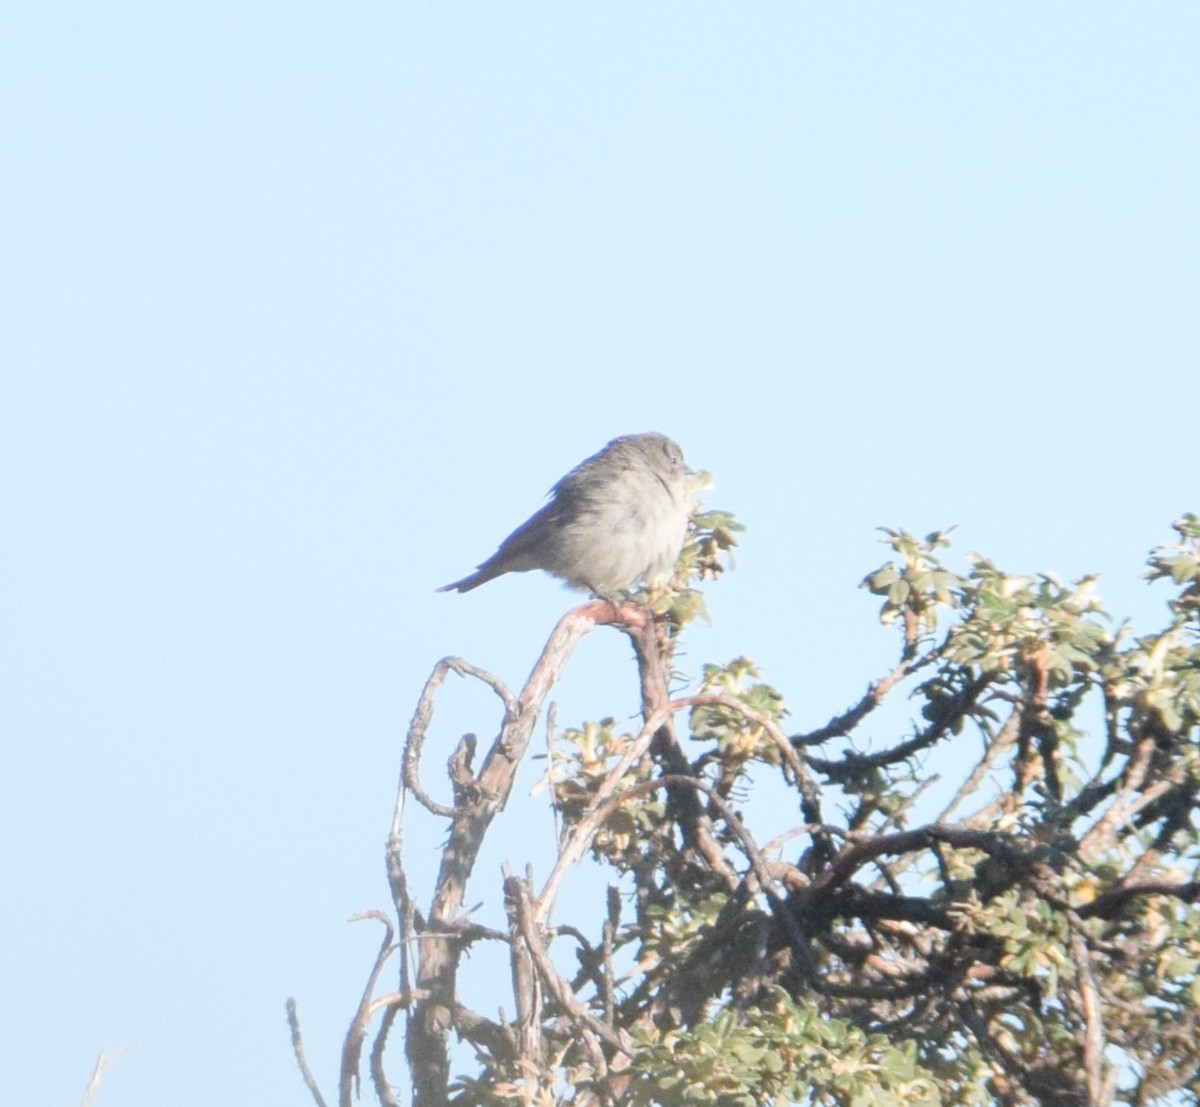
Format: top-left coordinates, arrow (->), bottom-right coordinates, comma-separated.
290,512 -> 1200,1107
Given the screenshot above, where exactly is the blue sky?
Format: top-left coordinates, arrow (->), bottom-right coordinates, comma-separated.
3,4 -> 1198,1105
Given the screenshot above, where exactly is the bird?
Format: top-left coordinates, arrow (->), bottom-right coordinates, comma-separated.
438,432 -> 692,599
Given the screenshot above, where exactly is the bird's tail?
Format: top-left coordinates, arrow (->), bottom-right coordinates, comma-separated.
436,574 -> 481,593
436,563 -> 503,593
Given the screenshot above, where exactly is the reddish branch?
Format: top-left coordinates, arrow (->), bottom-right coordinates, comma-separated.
395,601 -> 674,1107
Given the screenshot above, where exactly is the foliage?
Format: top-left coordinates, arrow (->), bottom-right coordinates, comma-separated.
289,513 -> 1200,1107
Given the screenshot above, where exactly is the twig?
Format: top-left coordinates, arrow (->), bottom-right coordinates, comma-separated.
401,657 -> 516,819
1069,926 -> 1106,1105
507,875 -> 631,1056
341,912 -> 399,1107
545,701 -> 561,845
534,697 -> 697,917
287,999 -> 331,1107
936,704 -> 1021,824
79,1044 -> 135,1107
1079,733 -> 1168,857
1076,879 -> 1200,919
687,693 -> 822,813
804,824 -> 1053,904
793,645 -> 939,746
366,990 -> 430,1021
370,1004 -> 402,1107
602,886 -> 619,1026
807,672 -> 993,781
504,865 -> 543,1078
537,691 -> 836,918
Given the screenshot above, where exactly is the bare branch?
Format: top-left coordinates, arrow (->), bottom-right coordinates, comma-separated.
287,999 -> 331,1107
507,874 -> 631,1056
407,604 -> 619,1107
1078,735 -> 1162,857
370,1004 -> 402,1107
793,643 -> 941,747
807,672 -> 993,781
401,657 -> 507,819
341,912 -> 399,1107
534,697 -> 704,917
1069,926 -> 1106,1106
1076,879 -> 1200,919
936,703 -> 1020,824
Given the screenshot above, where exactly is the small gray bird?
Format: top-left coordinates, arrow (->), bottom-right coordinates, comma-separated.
439,432 -> 691,598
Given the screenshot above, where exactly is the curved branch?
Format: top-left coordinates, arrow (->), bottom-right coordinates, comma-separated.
369,1005 -> 402,1107
534,699 -> 721,917
287,998 -> 331,1107
807,672 -> 993,780
793,641 -> 943,747
804,824 -> 1053,905
406,604 -> 627,1107
341,912 -> 398,1107
401,657 -> 516,819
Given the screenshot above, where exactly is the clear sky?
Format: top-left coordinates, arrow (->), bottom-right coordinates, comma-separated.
3,4 -> 1198,1105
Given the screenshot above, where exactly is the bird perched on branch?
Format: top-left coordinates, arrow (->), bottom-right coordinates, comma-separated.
439,432 -> 692,600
